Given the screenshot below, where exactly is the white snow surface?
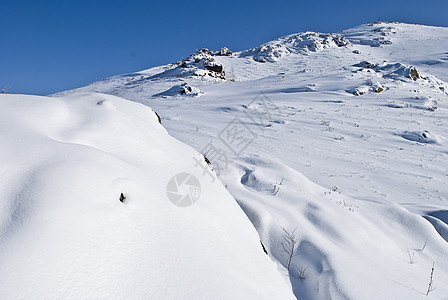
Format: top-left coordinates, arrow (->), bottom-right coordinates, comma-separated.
0,94 -> 295,299
7,22 -> 448,299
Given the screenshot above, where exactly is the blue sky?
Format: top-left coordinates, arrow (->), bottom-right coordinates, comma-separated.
1,0 -> 447,95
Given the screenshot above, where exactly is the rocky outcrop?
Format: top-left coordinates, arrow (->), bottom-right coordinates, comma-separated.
218,47 -> 232,56
243,32 -> 350,62
350,61 -> 448,96
177,48 -> 226,80
153,83 -> 202,98
409,67 -> 420,81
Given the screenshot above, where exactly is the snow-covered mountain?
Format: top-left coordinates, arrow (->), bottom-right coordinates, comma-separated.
0,93 -> 295,299
2,22 -> 448,299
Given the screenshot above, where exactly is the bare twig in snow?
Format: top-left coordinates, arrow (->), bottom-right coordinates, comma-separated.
407,249 -> 415,264
297,266 -> 309,280
280,226 -> 299,271
426,261 -> 435,295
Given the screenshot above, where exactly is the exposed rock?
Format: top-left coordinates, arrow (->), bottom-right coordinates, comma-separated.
352,62 -> 436,86
173,49 -> 226,80
205,64 -> 223,73
145,48 -> 227,81
409,67 -> 420,81
375,87 -> 384,93
179,83 -> 192,94
197,48 -> 211,55
119,193 -> 126,203
349,81 -> 384,96
218,47 -> 232,56
153,83 -> 203,98
243,32 -> 350,62
401,130 -> 440,144
153,109 -> 162,124
354,61 -> 376,69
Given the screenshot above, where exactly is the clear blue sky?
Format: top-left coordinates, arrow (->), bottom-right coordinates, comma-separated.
1,0 -> 447,95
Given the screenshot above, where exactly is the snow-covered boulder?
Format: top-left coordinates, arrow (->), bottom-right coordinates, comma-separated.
0,93 -> 295,300
153,82 -> 203,97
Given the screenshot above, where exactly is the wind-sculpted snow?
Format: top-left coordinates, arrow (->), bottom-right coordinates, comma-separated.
221,156 -> 448,299
400,130 -> 445,145
342,22 -> 398,47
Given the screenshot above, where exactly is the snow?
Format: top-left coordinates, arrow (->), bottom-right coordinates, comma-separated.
0,94 -> 294,299
242,31 -> 350,62
221,156 -> 448,299
4,22 -> 448,299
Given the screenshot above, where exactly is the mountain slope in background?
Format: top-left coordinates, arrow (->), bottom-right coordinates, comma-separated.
15,22 -> 448,299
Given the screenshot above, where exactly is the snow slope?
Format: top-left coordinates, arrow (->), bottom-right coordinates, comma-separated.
52,22 -> 448,299
0,94 -> 295,299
